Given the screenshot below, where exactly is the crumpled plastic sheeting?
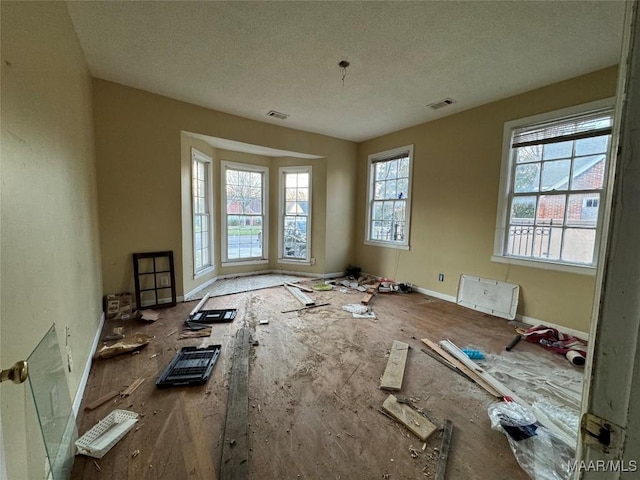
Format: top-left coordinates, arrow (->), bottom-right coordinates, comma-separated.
489,401 -> 575,480
480,350 -> 583,452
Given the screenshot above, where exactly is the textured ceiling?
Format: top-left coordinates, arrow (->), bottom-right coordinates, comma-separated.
67,1 -> 625,143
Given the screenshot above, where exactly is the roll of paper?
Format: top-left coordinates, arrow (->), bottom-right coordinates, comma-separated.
566,350 -> 586,366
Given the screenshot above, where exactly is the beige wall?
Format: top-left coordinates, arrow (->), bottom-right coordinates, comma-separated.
355,67 -> 618,333
1,2 -> 103,478
95,79 -> 357,298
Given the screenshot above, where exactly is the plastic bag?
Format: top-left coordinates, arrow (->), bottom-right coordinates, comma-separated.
488,401 -> 575,480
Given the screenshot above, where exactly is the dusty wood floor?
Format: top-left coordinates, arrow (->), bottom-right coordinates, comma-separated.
70,282 -> 561,479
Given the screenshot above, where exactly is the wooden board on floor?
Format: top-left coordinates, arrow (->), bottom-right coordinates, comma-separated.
421,338 -> 502,397
436,419 -> 453,480
220,327 -> 250,480
84,390 -> 119,411
284,285 -> 315,306
360,282 -> 380,305
380,340 -> 409,391
382,394 -> 438,442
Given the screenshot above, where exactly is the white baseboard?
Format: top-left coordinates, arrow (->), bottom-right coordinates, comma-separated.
399,284 -> 590,341
412,285 -> 457,303
72,312 -> 105,416
516,314 -> 589,341
184,275 -> 218,299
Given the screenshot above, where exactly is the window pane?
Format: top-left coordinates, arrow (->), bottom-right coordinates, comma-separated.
567,193 -> 599,227
506,225 -> 534,256
543,140 -> 573,160
516,145 -> 542,164
575,135 -> 608,156
540,160 -> 570,192
510,196 -> 536,224
397,178 -> 409,199
375,162 -> 389,180
374,181 -> 386,200
387,160 -> 398,179
537,195 -> 566,225
514,164 -> 540,193
562,228 -> 596,264
398,158 -> 409,178
372,202 -> 383,221
296,187 -> 308,202
571,155 -> 605,191
384,180 -> 397,199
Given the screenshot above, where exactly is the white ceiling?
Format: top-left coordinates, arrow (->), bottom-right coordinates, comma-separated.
67,1 -> 626,143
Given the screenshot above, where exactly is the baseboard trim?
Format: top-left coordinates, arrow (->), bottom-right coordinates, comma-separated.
184,275 -> 219,299
411,285 -> 457,303
516,314 -> 589,341
72,312 -> 105,416
394,284 -> 590,340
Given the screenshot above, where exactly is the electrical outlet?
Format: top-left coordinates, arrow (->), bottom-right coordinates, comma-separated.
160,274 -> 170,287
310,257 -> 316,265
438,273 -> 445,282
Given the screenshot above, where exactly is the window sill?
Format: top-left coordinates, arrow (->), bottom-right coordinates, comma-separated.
221,259 -> 269,268
277,258 -> 312,266
194,265 -> 215,280
364,240 -> 410,251
491,255 -> 597,276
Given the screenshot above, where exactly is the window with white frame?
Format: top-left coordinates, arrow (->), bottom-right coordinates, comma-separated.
192,149 -> 213,275
221,162 -> 268,263
494,100 -> 614,270
279,166 -> 311,262
365,145 -> 413,249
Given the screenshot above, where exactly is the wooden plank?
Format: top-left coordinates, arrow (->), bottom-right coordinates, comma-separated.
281,302 -> 331,314
382,394 -> 438,441
220,327 -> 250,480
84,390 -> 119,411
120,378 -> 144,397
380,341 -> 409,391
284,285 -> 315,306
283,282 -> 313,293
439,340 -> 526,404
435,419 -> 453,480
420,348 -> 475,383
421,338 -> 502,397
360,282 -> 380,305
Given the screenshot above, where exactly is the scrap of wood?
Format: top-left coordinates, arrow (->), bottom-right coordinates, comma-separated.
435,420 -> 453,480
380,341 -> 409,391
178,329 -> 211,339
220,327 -> 250,480
360,282 -> 380,305
85,390 -> 120,410
284,284 -> 315,306
283,282 -> 313,293
421,338 -> 502,397
420,347 -> 474,383
382,394 -> 438,442
166,329 -> 177,337
281,302 -> 330,314
189,292 -> 211,319
439,340 -> 526,404
121,378 -> 144,397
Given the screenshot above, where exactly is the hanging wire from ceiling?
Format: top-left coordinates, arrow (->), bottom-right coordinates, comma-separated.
338,60 -> 350,86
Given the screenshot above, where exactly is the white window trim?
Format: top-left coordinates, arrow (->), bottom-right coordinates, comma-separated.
191,148 -> 214,278
493,98 -> 615,274
220,160 -> 269,265
364,144 -> 413,250
278,166 -> 312,265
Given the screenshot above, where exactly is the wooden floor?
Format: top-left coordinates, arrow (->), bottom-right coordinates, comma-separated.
71,282 -> 561,479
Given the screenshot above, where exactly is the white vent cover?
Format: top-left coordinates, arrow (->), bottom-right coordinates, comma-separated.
266,110 -> 289,120
428,98 -> 456,110
457,275 -> 519,320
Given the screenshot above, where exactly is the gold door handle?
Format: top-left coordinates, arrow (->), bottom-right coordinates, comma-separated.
0,360 -> 28,384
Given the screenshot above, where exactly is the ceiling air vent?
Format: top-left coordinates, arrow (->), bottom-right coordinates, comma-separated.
428,98 -> 456,110
266,110 -> 290,120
